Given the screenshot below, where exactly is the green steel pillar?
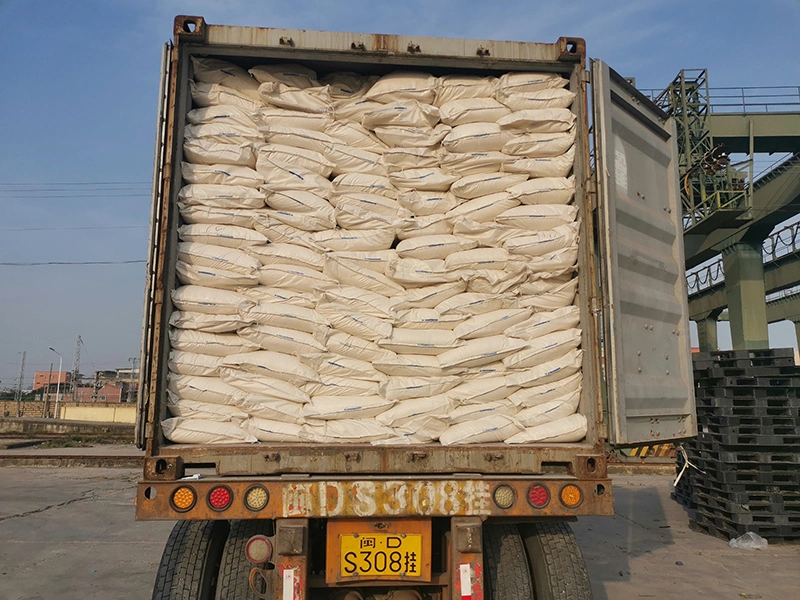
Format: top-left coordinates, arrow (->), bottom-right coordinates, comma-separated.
721,241 -> 769,349
696,318 -> 718,352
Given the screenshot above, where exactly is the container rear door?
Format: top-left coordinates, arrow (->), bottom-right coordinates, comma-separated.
591,60 -> 696,446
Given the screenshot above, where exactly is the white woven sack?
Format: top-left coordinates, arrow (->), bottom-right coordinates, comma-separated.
301,353 -> 386,382
447,377 -> 517,405
445,248 -> 509,272
249,63 -> 319,89
172,285 -> 256,315
376,414 -> 449,444
396,215 -> 453,240
503,328 -> 582,369
394,281 -> 466,310
330,192 -> 410,218
218,367 -> 310,403
434,75 -> 496,106
169,329 -> 258,357
168,351 -> 221,377
373,353 -> 445,377
451,172 -> 528,200
386,258 -> 461,286
176,262 -> 257,290
243,302 -> 330,334
379,375 -> 462,401
178,242 -> 261,275
375,394 -> 454,427
257,82 -> 331,113
505,223 -> 579,257
178,204 -> 257,228
518,274 -> 573,294
445,193 -> 519,223
505,413 -> 588,444
316,305 -> 393,342
303,395 -> 395,420
254,107 -> 332,131
365,72 -> 437,103
168,374 -> 247,406
373,124 -> 451,148
264,189 -> 332,215
220,351 -> 320,383
517,279 -> 579,311
311,229 -> 395,252
259,125 -> 338,154
438,98 -> 511,126
324,145 -> 386,177
238,324 -> 327,355
439,152 -> 509,177
495,205 -> 578,231
497,109 -> 576,133
393,309 -> 465,331
167,395 -> 249,423
508,372 -> 582,407
303,420 -> 394,443
436,292 -> 507,316
162,417 -> 257,444
468,269 -> 529,295
319,286 -> 396,319
184,122 -> 261,144
442,123 -> 513,153
527,246 -> 579,275
236,397 -> 308,423
321,72 -> 377,98
334,98 -> 384,123
382,147 -> 440,173
332,173 -> 398,199
328,249 -> 398,275
238,286 -> 316,309
326,331 -> 397,363
324,256 -> 405,296
378,329 -> 462,356
303,375 -> 380,398
257,145 -> 335,177
244,417 -> 303,442
190,81 -> 263,113
178,224 -> 267,248
362,101 -> 439,129
169,311 -> 249,333
389,168 -> 460,192
246,243 -> 325,271
504,146 -> 575,178
325,120 -> 388,151
515,390 -> 581,427
178,184 -> 265,209
496,73 -> 569,95
262,207 -> 335,232
396,235 -> 476,260
450,218 -> 526,248
503,131 -> 575,158
496,88 -> 577,111
183,139 -> 256,168
448,400 -> 517,424
438,335 -> 528,369
397,191 -> 459,216
259,264 -> 336,292
454,308 -> 531,340
506,348 -> 582,388
251,215 -> 317,248
181,163 -> 264,188
191,57 -> 262,99
505,306 -> 580,340
506,176 -> 575,205
334,205 -> 404,232
439,415 -> 522,446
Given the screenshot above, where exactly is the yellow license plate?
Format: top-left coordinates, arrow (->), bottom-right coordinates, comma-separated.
339,533 -> 423,578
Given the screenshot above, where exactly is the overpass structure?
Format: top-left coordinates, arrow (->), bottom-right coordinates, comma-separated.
647,72 -> 800,350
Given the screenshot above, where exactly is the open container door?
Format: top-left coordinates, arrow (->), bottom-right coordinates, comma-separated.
592,60 -> 697,446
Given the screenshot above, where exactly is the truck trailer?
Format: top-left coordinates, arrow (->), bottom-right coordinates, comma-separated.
135,15 -> 697,600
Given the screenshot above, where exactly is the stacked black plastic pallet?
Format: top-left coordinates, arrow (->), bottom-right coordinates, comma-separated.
673,348 -> 800,542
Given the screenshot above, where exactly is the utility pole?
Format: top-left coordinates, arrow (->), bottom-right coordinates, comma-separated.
72,336 -> 82,402
44,362 -> 53,418
14,351 -> 25,417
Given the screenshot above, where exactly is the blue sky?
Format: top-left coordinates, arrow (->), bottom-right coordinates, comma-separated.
1,0 -> 798,387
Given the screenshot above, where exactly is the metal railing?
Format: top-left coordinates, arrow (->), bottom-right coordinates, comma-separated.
640,85 -> 800,114
686,221 -> 800,296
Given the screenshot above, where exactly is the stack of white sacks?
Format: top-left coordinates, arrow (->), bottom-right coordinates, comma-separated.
162,57 -> 589,446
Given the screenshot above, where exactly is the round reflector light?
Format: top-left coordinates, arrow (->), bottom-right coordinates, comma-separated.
208,486 -> 233,511
244,485 -> 269,511
527,484 -> 550,508
560,484 -> 583,508
245,535 -> 273,565
493,484 -> 516,509
171,486 -> 196,512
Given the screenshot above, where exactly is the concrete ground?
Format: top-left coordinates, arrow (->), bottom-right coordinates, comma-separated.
0,468 -> 796,600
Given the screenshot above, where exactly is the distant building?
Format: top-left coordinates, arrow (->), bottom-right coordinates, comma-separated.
73,367 -> 139,403
33,371 -> 72,394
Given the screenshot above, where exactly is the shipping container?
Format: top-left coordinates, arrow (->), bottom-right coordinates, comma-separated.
136,16 -> 697,599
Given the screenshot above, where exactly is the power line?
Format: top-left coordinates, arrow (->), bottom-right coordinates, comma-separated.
1,260 -> 146,266
0,181 -> 150,186
0,194 -> 150,200
0,225 -> 147,232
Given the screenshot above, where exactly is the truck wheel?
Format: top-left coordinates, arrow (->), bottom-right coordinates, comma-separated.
483,523 -> 534,599
152,520 -> 230,600
216,520 -> 275,600
519,521 -> 592,600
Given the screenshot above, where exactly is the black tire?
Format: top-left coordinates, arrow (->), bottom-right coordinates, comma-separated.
483,523 -> 534,600
216,520 -> 275,600
152,520 -> 230,600
519,521 -> 592,600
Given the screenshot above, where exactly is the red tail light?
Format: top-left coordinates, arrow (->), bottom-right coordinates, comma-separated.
208,485 -> 233,511
527,484 -> 550,508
